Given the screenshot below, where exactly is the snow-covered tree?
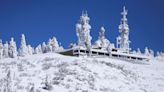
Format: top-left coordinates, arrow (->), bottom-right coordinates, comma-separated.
27,45 -> 33,55
0,40 -> 3,59
47,39 -> 53,52
3,69 -> 12,92
95,27 -> 110,49
35,44 -> 42,54
76,11 -> 92,49
137,48 -> 141,55
156,51 -> 160,57
149,49 -> 154,57
51,37 -> 59,52
8,37 -> 17,58
42,42 -> 47,53
3,41 -> 9,58
144,47 -> 150,56
58,46 -> 64,52
42,75 -> 52,91
46,37 -> 61,52
19,34 -> 28,56
32,47 -> 35,54
156,51 -> 164,62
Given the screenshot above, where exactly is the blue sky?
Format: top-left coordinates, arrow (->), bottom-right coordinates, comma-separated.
0,0 -> 164,52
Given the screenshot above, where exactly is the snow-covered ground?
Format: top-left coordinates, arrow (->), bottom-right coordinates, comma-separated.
0,53 -> 164,92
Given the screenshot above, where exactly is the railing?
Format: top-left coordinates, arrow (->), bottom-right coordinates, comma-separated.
72,47 -> 150,61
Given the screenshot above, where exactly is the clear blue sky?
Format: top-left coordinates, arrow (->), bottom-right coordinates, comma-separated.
0,0 -> 164,52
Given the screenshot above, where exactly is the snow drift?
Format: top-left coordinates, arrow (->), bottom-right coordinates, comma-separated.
0,53 -> 164,92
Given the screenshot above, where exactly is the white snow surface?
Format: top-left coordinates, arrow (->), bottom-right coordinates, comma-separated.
0,53 -> 164,92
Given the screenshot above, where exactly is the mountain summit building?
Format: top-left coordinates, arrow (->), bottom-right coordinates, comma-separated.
60,7 -> 150,61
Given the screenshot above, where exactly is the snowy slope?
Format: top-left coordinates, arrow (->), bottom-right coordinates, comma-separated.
0,53 -> 164,92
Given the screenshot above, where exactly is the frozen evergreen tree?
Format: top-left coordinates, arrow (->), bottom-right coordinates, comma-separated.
42,42 -> 47,53
144,47 -> 150,56
35,44 -> 42,54
8,37 -> 17,58
46,37 -> 61,52
42,75 -> 52,91
156,51 -> 160,56
19,34 -> 28,56
58,46 -> 64,52
47,38 -> 53,52
76,23 -> 82,46
137,48 -> 141,54
3,42 -> 9,58
3,69 -> 12,92
76,11 -> 92,49
27,45 -> 33,55
0,40 -> 3,59
156,51 -> 164,61
34,48 -> 39,54
51,37 -> 59,52
160,52 -> 163,56
95,27 -> 110,49
149,49 -> 154,57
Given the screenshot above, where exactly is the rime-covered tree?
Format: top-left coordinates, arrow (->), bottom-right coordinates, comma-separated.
95,27 -> 110,49
46,37 -> 61,52
31,47 -> 34,55
35,44 -> 42,54
137,48 -> 141,54
0,40 -> 3,59
144,47 -> 150,56
47,39 -> 52,52
42,42 -> 47,53
156,51 -> 160,56
42,75 -> 52,90
76,11 -> 92,49
8,37 -> 17,58
149,49 -> 154,57
27,45 -> 33,55
3,69 -> 12,92
156,52 -> 164,61
19,34 -> 28,56
51,37 -> 59,52
3,41 -> 9,58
